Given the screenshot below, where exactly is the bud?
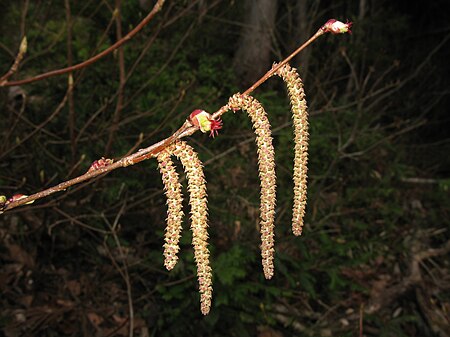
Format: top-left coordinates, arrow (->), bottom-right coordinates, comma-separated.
0,195 -> 6,209
322,19 -> 352,35
189,109 -> 222,137
19,36 -> 28,54
7,194 -> 34,205
88,157 -> 113,172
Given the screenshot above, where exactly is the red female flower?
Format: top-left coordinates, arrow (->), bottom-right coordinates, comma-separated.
189,109 -> 222,138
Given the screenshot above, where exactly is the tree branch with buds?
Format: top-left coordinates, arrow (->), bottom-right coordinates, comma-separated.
1,19 -> 352,213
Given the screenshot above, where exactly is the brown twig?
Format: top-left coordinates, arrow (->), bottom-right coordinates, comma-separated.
242,29 -> 324,95
2,120 -> 192,212
65,0 -> 76,162
0,0 -> 166,87
211,27 -> 326,122
0,37 -> 27,85
1,21 -> 335,212
20,0 -> 29,38
0,0 -> 30,84
105,0 -> 126,156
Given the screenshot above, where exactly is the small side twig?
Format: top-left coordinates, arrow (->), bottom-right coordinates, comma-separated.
0,36 -> 27,85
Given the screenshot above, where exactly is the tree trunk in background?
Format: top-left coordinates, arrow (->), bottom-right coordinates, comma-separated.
233,0 -> 278,87
293,0 -> 319,82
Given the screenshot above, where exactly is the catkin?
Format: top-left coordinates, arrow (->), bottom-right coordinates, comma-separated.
167,141 -> 213,315
157,151 -> 184,271
273,63 -> 309,236
227,93 -> 277,280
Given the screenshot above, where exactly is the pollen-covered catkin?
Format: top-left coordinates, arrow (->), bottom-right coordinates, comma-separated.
227,93 -> 277,280
168,141 -> 212,315
157,150 -> 184,271
274,63 -> 309,236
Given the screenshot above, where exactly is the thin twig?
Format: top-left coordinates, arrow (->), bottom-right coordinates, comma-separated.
210,28 -> 325,122
105,0 -> 126,156
0,37 -> 27,85
65,0 -> 76,162
20,0 -> 29,38
0,0 -> 166,87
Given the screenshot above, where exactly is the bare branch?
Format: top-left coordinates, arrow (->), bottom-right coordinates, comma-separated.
0,0 -> 166,87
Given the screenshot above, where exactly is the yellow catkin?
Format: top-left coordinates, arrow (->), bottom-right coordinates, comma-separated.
273,63 -> 309,236
156,151 -> 184,271
227,93 -> 277,280
167,141 -> 212,315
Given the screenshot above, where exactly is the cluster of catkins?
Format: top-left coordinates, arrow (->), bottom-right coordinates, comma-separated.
155,63 -> 309,315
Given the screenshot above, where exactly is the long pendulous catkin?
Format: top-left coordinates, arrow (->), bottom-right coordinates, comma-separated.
157,150 -> 184,271
167,140 -> 213,315
227,93 -> 277,280
273,63 -> 309,236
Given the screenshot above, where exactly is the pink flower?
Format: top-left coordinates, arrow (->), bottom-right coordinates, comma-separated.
189,109 -> 223,138
322,19 -> 352,35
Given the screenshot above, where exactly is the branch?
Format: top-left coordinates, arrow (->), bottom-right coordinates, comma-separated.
0,19 -> 351,213
0,0 -> 166,87
1,120 -> 193,212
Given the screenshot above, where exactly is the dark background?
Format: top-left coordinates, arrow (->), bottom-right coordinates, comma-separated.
1,1 -> 449,336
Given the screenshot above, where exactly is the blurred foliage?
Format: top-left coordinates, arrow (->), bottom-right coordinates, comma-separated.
1,0 -> 449,336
